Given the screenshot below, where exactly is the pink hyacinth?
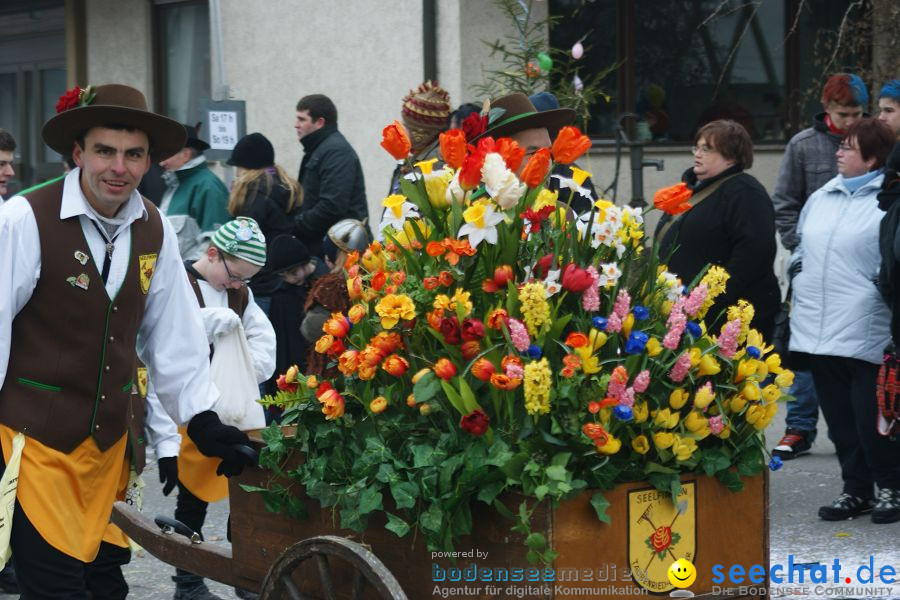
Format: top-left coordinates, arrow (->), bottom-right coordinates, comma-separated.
582,266 -> 600,311
505,363 -> 524,379
607,365 -> 628,400
684,284 -> 708,317
508,318 -> 531,352
668,351 -> 692,383
663,297 -> 686,350
620,387 -> 635,407
708,415 -> 725,435
633,369 -> 650,393
613,289 -> 631,318
606,313 -> 623,333
718,318 -> 741,359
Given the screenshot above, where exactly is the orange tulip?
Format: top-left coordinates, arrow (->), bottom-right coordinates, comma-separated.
471,358 -> 496,381
337,350 -> 360,376
347,304 -> 367,324
565,332 -> 589,348
323,313 -> 351,338
440,129 -> 467,170
460,340 -> 481,361
382,354 -> 410,377
381,120 -> 411,160
370,396 -> 388,414
653,182 -> 694,215
371,271 -> 387,291
551,126 -> 592,164
438,271 -> 454,287
495,138 -> 526,172
423,276 -> 439,290
371,331 -> 403,354
433,358 -> 457,380
490,373 -> 522,390
487,309 -> 509,330
520,147 -> 551,187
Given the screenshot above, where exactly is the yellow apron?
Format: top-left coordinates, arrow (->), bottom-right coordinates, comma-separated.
176,425 -> 228,503
0,425 -> 129,562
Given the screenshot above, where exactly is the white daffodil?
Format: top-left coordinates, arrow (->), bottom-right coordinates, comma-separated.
481,153 -> 526,210
457,202 -> 504,247
445,171 -> 470,206
658,271 -> 684,302
597,262 -> 622,289
380,194 -> 420,231
551,166 -> 593,201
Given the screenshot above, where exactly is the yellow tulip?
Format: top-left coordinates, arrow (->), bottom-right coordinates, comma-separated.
716,424 -> 732,439
775,370 -> 795,389
672,436 -> 698,461
654,408 -> 680,429
623,313 -> 635,338
632,435 -> 650,455
730,394 -> 747,413
590,329 -> 608,351
734,359 -> 758,383
762,384 -> 781,404
693,384 -> 715,410
745,404 -> 764,425
633,402 -> 649,423
689,348 -> 701,368
742,382 -> 761,401
684,411 -> 708,433
660,300 -> 673,317
597,435 -> 622,455
697,354 -> 721,376
653,431 -> 675,450
645,337 -> 663,357
669,389 -> 689,410
765,354 -> 784,375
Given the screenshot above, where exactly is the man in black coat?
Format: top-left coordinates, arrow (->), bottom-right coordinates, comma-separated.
293,94 -> 368,258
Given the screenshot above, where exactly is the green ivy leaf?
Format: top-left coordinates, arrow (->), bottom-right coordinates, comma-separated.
385,513 -> 411,537
590,492 -> 611,524
476,480 -> 505,504
390,481 -> 419,509
419,503 -> 444,536
357,486 -> 383,515
701,449 -> 731,476
545,465 -> 568,482
716,469 -> 745,492
525,532 -> 547,550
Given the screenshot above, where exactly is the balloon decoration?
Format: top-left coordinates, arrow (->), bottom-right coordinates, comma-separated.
571,41 -> 584,60
525,61 -> 541,78
573,74 -> 584,93
537,52 -> 553,72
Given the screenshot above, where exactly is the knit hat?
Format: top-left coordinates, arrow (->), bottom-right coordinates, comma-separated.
267,235 -> 311,273
226,132 -> 275,169
401,81 -> 451,150
211,217 -> 267,266
182,122 -> 210,152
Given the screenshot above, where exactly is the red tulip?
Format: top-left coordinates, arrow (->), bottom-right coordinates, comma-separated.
459,410 -> 490,437
561,263 -> 593,293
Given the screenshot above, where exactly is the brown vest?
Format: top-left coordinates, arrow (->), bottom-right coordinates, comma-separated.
0,179 -> 164,453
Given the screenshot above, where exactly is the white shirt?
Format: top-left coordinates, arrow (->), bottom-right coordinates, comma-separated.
145,276 -> 277,456
0,168 -> 219,427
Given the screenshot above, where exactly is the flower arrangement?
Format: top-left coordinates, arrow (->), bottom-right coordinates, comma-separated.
256,120 -> 793,561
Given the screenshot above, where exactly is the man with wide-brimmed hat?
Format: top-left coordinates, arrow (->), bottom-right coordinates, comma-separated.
0,83 -> 254,597
159,122 -> 231,261
471,92 -> 597,213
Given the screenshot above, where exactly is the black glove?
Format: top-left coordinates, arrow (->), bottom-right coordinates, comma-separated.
787,260 -> 802,282
158,456 -> 178,496
186,410 -> 255,477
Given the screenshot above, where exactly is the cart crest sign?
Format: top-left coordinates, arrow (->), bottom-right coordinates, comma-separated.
628,482 -> 696,593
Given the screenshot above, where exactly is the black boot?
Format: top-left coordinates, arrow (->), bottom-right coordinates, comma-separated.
0,562 -> 18,594
172,573 -> 225,600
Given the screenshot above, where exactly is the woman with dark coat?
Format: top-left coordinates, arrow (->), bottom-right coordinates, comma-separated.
656,119 -> 780,337
227,132 -> 303,313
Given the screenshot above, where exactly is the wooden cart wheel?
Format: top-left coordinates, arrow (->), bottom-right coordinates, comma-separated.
257,535 -> 407,600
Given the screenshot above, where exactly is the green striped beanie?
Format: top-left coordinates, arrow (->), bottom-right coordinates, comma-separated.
211,217 -> 267,266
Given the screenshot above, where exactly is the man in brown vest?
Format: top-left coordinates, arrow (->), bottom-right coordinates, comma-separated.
0,84 -> 254,598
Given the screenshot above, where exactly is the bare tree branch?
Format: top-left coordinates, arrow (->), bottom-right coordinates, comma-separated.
784,0 -> 807,41
700,0 -> 760,27
821,0 -> 866,75
714,1 -> 762,93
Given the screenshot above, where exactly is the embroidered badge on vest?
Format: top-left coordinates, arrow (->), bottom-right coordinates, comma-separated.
67,273 -> 90,290
139,253 -> 158,294
74,250 -> 89,265
136,367 -> 148,398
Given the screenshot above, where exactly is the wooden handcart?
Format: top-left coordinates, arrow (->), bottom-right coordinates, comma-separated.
112,434 -> 768,600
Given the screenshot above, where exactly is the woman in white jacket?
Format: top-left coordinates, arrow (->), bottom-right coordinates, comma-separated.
789,118 -> 900,523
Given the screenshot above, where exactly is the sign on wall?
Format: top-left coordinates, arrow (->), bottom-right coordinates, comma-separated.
198,99 -> 246,162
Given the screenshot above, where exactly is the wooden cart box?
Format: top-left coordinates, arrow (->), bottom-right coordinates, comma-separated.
230,455 -> 768,600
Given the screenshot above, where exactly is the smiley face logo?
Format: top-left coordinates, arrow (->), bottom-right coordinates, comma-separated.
667,558 -> 696,588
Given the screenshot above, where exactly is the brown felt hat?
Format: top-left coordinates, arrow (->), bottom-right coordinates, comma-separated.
42,84 -> 186,161
472,92 -> 575,143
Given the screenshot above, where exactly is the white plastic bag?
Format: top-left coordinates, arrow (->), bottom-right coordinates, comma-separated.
209,328 -> 266,431
0,433 -> 24,569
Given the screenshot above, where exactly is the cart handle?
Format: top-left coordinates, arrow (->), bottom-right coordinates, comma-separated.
154,515 -> 202,544
232,443 -> 259,465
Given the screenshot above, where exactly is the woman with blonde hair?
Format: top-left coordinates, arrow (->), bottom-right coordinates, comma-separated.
226,132 -> 302,312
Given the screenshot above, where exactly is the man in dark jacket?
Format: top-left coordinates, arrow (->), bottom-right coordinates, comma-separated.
771,73 -> 868,462
294,94 -> 368,258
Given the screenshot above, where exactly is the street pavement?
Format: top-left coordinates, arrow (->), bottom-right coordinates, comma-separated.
0,400 -> 897,599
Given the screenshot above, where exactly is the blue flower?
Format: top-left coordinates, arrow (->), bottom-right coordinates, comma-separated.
625,331 -> 649,354
592,316 -> 608,331
632,305 -> 649,320
527,344 -> 542,359
768,456 -> 783,471
746,346 -> 761,359
614,405 -> 634,422
686,321 -> 702,338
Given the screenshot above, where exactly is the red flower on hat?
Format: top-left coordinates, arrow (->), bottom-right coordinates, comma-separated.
56,87 -> 82,113
461,112 -> 488,142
